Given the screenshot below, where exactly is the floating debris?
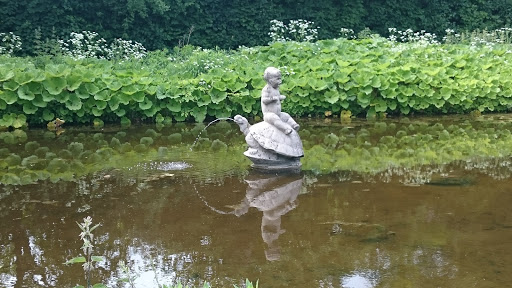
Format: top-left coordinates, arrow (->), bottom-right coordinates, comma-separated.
47,118 -> 65,129
323,221 -> 394,242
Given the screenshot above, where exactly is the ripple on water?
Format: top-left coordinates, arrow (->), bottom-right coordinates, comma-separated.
130,161 -> 192,172
123,161 -> 192,180
153,161 -> 192,171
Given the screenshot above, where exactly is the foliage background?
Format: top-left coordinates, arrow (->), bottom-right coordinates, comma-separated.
1,0 -> 511,54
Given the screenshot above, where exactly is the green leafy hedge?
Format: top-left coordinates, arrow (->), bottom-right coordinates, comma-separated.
2,0 -> 510,53
2,38 -> 512,127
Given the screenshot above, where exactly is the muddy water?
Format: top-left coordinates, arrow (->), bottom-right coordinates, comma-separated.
1,117 -> 512,287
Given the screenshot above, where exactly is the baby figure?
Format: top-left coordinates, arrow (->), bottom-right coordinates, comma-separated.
261,67 -> 300,134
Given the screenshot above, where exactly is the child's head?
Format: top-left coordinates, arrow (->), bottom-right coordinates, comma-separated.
263,67 -> 281,82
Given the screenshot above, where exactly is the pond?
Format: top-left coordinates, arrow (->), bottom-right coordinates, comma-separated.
1,115 -> 512,288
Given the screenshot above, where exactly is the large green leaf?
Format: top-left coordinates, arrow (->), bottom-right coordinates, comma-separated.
440,87 -> 452,100
211,88 -> 227,104
0,65 -> 15,81
142,105 -> 159,117
17,85 -> 36,100
85,83 -> 100,95
357,92 -> 371,107
307,58 -> 323,71
108,95 -> 120,111
156,86 -> 171,99
324,90 -> 339,104
190,106 -> 207,122
212,81 -> 227,91
352,72 -> 372,86
66,93 -> 82,111
145,85 -> 158,95
168,85 -> 184,99
166,100 -> 182,112
115,108 -> 127,117
23,101 -> 38,114
54,91 -> 70,103
42,109 -> 55,121
76,66 -> 97,83
194,89 -> 211,107
3,80 -> 19,91
399,105 -> 411,114
139,98 -> 153,110
138,77 -> 153,85
33,94 -> 47,108
92,107 -> 104,116
115,91 -> 132,105
309,78 -> 328,91
173,112 -> 188,122
107,80 -> 123,91
241,100 -> 253,113
43,77 -> 67,95
45,64 -> 71,77
0,90 -> 18,104
373,99 -> 388,112
94,90 -> 111,101
371,76 -> 382,88
95,100 -> 108,110
14,70 -> 38,85
334,71 -> 351,84
121,84 -> 142,95
230,81 -> 247,92
66,74 -> 83,91
361,85 -> 373,95
74,86 -> 90,99
132,91 -> 145,102
251,77 -> 265,89
41,90 -> 54,102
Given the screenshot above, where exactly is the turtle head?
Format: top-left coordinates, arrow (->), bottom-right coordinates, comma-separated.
234,115 -> 250,135
234,115 -> 248,125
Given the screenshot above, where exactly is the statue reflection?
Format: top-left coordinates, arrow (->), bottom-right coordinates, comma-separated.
233,172 -> 303,261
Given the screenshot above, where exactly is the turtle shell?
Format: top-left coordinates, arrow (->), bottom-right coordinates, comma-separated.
249,121 -> 304,158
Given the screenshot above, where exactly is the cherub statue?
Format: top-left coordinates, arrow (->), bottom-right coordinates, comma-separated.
261,67 -> 300,134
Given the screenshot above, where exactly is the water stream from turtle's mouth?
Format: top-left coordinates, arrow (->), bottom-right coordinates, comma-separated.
190,117 -> 235,151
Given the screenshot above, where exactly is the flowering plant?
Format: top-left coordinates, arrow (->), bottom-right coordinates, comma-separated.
0,32 -> 22,55
268,19 -> 319,44
59,31 -> 147,60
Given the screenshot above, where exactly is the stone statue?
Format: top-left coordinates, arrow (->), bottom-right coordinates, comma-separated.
234,67 -> 304,171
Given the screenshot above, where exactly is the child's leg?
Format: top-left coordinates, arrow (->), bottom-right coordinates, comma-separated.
280,112 -> 300,131
264,113 -> 293,134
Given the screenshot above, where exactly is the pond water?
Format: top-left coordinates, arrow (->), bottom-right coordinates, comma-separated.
1,115 -> 512,287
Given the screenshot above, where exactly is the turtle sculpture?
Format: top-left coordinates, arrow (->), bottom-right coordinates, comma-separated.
233,67 -> 304,171
234,115 -> 303,170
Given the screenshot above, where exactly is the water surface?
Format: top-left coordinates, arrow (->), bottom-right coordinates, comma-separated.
1,116 -> 512,287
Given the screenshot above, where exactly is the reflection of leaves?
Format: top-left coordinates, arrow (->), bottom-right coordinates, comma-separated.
64,256 -> 86,264
0,90 -> 17,104
0,113 -> 27,128
91,256 -> 105,262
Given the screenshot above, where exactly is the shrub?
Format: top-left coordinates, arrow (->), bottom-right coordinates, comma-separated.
0,32 -> 22,55
268,19 -> 319,43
